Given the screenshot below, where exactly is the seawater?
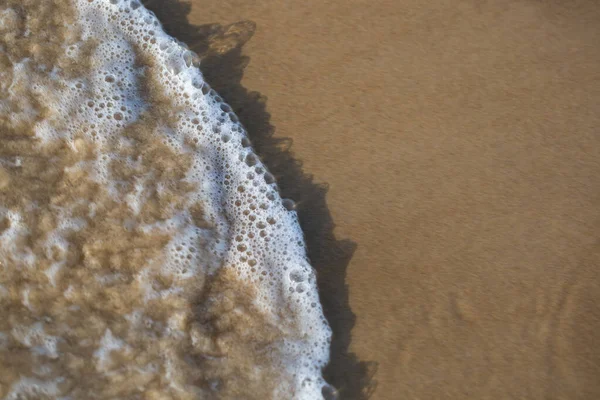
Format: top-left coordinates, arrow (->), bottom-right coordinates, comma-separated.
0,0 -> 332,398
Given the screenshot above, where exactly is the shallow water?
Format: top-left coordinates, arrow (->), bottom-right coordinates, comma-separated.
0,1 -> 331,398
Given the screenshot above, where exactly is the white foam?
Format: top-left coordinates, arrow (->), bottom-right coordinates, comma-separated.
11,322 -> 60,360
0,0 -> 332,398
94,329 -> 131,372
4,377 -> 64,400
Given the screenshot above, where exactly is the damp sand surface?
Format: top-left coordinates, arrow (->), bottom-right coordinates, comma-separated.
169,0 -> 600,399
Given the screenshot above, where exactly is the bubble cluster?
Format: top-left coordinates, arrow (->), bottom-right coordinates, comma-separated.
0,0 -> 332,399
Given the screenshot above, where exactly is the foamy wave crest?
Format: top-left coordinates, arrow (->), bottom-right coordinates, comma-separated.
0,0 -> 332,398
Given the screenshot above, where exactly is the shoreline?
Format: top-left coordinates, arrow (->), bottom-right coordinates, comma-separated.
151,0 -> 600,398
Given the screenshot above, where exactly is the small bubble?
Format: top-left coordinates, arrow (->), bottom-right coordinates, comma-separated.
282,198 -> 296,211
322,385 -> 339,400
245,153 -> 258,167
264,172 -> 275,184
289,270 -> 305,282
183,51 -> 196,68
159,40 -> 170,51
191,78 -> 203,89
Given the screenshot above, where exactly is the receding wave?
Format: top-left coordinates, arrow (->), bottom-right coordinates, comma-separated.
0,0 -> 332,398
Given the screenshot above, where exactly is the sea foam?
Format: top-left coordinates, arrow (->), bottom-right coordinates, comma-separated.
0,0 -> 332,398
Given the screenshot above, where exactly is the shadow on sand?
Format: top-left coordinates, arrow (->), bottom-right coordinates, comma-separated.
142,1 -> 377,398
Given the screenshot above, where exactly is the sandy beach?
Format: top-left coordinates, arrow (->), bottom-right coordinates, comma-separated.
143,0 -> 600,398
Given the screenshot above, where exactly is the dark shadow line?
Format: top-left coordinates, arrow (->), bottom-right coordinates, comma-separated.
142,1 -> 377,398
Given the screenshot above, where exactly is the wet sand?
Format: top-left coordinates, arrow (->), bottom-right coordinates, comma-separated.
144,0 -> 600,398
